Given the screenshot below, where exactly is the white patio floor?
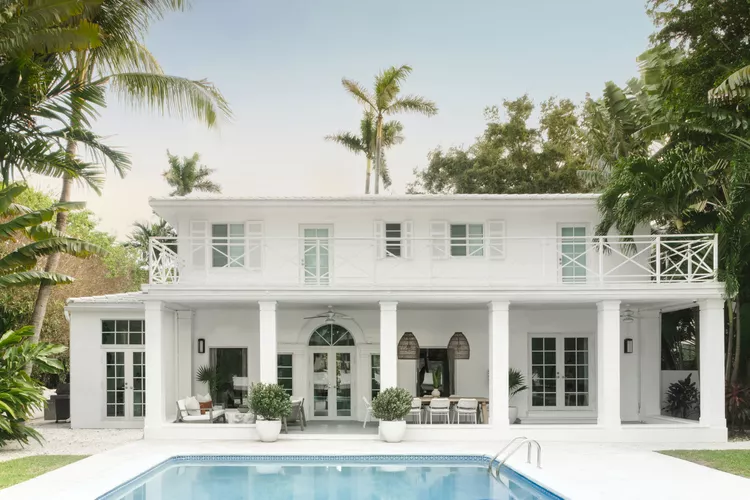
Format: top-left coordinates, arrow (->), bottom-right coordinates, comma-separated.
1,437 -> 749,499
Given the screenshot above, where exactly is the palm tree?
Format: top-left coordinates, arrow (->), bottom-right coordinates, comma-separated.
127,219 -> 175,264
341,65 -> 437,194
163,151 -> 221,196
29,0 -> 232,345
326,111 -> 404,193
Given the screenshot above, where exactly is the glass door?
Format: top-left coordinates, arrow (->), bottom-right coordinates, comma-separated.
309,348 -> 355,419
301,226 -> 331,285
529,335 -> 591,410
104,350 -> 145,420
560,226 -> 588,283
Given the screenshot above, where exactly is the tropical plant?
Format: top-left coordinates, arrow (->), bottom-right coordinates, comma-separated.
509,368 -> 527,398
163,151 -> 221,196
431,365 -> 442,392
28,0 -> 232,349
341,64 -> 437,194
371,387 -> 412,421
248,382 -> 291,421
726,383 -> 750,433
326,111 -> 404,193
663,374 -> 699,419
195,365 -> 220,403
709,65 -> 750,103
126,219 -> 175,264
0,326 -> 66,447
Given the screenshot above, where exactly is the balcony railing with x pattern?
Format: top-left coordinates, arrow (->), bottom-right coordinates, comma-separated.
147,234 -> 718,288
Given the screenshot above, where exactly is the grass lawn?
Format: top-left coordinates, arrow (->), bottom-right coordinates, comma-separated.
0,455 -> 88,490
660,450 -> 750,478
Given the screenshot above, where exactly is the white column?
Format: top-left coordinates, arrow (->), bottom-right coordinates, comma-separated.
699,299 -> 726,428
176,311 -> 193,400
379,301 -> 398,389
488,301 -> 510,429
258,301 -> 278,383
638,310 -> 662,418
597,300 -> 621,428
144,301 -> 165,431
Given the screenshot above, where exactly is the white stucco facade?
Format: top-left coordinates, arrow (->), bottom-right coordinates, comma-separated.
66,194 -> 727,443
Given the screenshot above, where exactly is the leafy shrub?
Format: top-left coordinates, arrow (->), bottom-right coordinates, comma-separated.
509,368 -> 527,398
0,327 -> 66,447
248,383 -> 291,421
663,374 -> 699,419
371,387 -> 412,421
726,383 -> 750,432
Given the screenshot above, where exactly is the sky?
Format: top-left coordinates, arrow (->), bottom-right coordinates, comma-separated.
32,0 -> 655,238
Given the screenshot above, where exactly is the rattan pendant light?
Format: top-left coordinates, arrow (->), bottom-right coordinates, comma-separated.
397,332 -> 420,359
447,332 -> 470,359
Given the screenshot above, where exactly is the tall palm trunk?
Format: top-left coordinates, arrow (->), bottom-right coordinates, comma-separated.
365,157 -> 372,194
374,115 -> 383,194
726,299 -> 734,381
731,298 -> 742,383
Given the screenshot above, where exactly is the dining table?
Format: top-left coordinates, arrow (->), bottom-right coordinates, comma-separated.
419,396 -> 489,424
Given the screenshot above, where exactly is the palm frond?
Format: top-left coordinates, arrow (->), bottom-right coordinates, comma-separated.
374,65 -> 413,109
341,79 -> 375,109
386,95 -> 438,116
325,132 -> 364,154
0,238 -> 103,273
0,271 -> 74,288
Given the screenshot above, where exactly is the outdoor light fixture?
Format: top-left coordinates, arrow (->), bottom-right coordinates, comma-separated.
447,332 -> 470,359
198,338 -> 205,354
624,338 -> 634,354
397,332 -> 420,359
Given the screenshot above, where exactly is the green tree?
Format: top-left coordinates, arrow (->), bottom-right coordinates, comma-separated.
127,219 -> 175,264
29,0 -> 232,347
163,151 -> 221,196
409,96 -> 587,194
341,65 -> 437,194
326,111 -> 404,193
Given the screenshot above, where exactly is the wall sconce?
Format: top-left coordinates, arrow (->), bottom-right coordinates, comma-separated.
198,338 -> 205,354
623,338 -> 634,354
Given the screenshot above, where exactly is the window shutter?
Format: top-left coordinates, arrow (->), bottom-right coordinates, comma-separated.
190,221 -> 208,268
403,220 -> 414,259
430,221 -> 449,259
374,220 -> 385,259
487,220 -> 506,259
246,221 -> 263,269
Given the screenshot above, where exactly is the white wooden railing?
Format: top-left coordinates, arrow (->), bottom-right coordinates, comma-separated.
148,234 -> 718,287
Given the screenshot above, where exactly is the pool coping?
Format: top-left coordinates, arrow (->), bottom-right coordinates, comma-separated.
96,454 -> 566,500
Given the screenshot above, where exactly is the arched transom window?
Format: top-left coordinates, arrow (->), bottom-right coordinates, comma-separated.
309,324 -> 355,346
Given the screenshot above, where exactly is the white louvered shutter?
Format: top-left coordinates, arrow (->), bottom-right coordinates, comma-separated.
430,221 -> 449,259
374,221 -> 385,259
246,221 -> 263,269
190,221 -> 208,268
403,221 -> 414,259
487,220 -> 506,259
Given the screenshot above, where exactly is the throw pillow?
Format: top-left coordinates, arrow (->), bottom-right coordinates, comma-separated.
199,401 -> 212,415
196,393 -> 212,403
185,396 -> 201,416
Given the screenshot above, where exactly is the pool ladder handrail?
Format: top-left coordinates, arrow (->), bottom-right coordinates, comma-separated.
488,437 -> 542,479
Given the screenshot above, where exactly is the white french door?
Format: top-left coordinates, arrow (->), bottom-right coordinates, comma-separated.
309,348 -> 355,420
528,334 -> 592,410
559,225 -> 588,283
300,225 -> 331,285
104,350 -> 146,421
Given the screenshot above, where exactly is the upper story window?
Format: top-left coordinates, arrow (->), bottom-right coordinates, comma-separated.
450,223 -> 484,257
374,221 -> 412,259
385,223 -> 402,257
212,223 -> 245,268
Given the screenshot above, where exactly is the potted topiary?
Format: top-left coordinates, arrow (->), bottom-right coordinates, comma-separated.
248,383 -> 291,442
371,387 -> 412,443
509,368 -> 527,424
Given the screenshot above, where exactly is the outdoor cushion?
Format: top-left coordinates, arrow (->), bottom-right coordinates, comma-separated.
185,396 -> 201,416
181,409 -> 225,422
196,393 -> 212,403
199,401 -> 212,415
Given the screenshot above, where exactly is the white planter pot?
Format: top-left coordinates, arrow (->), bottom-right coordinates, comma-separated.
255,419 -> 282,442
379,420 -> 407,443
431,389 -> 441,397
509,406 -> 518,425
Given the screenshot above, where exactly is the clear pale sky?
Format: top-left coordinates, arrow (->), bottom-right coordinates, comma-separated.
32,0 -> 654,238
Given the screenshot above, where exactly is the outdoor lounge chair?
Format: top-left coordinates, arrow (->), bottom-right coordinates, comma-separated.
176,397 -> 226,423
282,397 -> 306,433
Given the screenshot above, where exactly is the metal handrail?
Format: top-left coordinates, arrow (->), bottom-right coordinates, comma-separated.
488,437 -> 528,474
489,438 -> 542,479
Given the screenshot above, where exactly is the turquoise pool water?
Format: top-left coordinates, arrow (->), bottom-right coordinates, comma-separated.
99,455 -> 561,500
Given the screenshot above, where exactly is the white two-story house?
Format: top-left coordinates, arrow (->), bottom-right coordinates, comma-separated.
66,194 -> 727,443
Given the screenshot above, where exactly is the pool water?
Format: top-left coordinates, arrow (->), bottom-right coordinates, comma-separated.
100,456 -> 561,500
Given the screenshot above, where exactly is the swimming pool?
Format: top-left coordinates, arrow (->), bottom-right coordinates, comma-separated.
98,455 -> 562,500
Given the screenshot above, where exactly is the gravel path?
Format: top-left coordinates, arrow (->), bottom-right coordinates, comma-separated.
0,421 -> 142,462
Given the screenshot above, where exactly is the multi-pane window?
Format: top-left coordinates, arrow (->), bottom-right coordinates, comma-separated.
563,338 -> 589,407
212,223 -> 245,268
560,226 -> 587,283
385,223 -> 402,257
530,337 -> 557,407
371,354 -> 380,401
102,320 -> 144,345
450,224 -> 484,257
106,352 -> 125,417
132,352 -> 146,417
278,354 -> 293,396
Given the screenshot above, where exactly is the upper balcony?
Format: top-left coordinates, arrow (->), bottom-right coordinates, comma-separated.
147,233 -> 718,290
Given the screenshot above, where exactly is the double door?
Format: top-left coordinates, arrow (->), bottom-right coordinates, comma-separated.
309,348 -> 355,419
529,334 -> 592,410
104,350 -> 146,421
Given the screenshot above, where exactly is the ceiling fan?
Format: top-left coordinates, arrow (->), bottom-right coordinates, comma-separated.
304,305 -> 352,323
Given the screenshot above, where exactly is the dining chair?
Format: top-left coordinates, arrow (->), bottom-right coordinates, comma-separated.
362,396 -> 373,428
453,398 -> 478,424
426,398 -> 450,424
408,397 -> 423,424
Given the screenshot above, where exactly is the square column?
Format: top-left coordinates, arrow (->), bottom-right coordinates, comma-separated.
379,301 -> 398,389
488,301 -> 510,429
259,301 -> 278,383
144,301 -> 165,430
176,311 -> 193,400
638,310 -> 662,418
597,300 -> 621,428
699,299 -> 726,428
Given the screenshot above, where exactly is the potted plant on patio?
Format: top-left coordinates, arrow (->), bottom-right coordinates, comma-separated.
509,368 -> 527,425
248,383 -> 291,442
371,387 -> 412,443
